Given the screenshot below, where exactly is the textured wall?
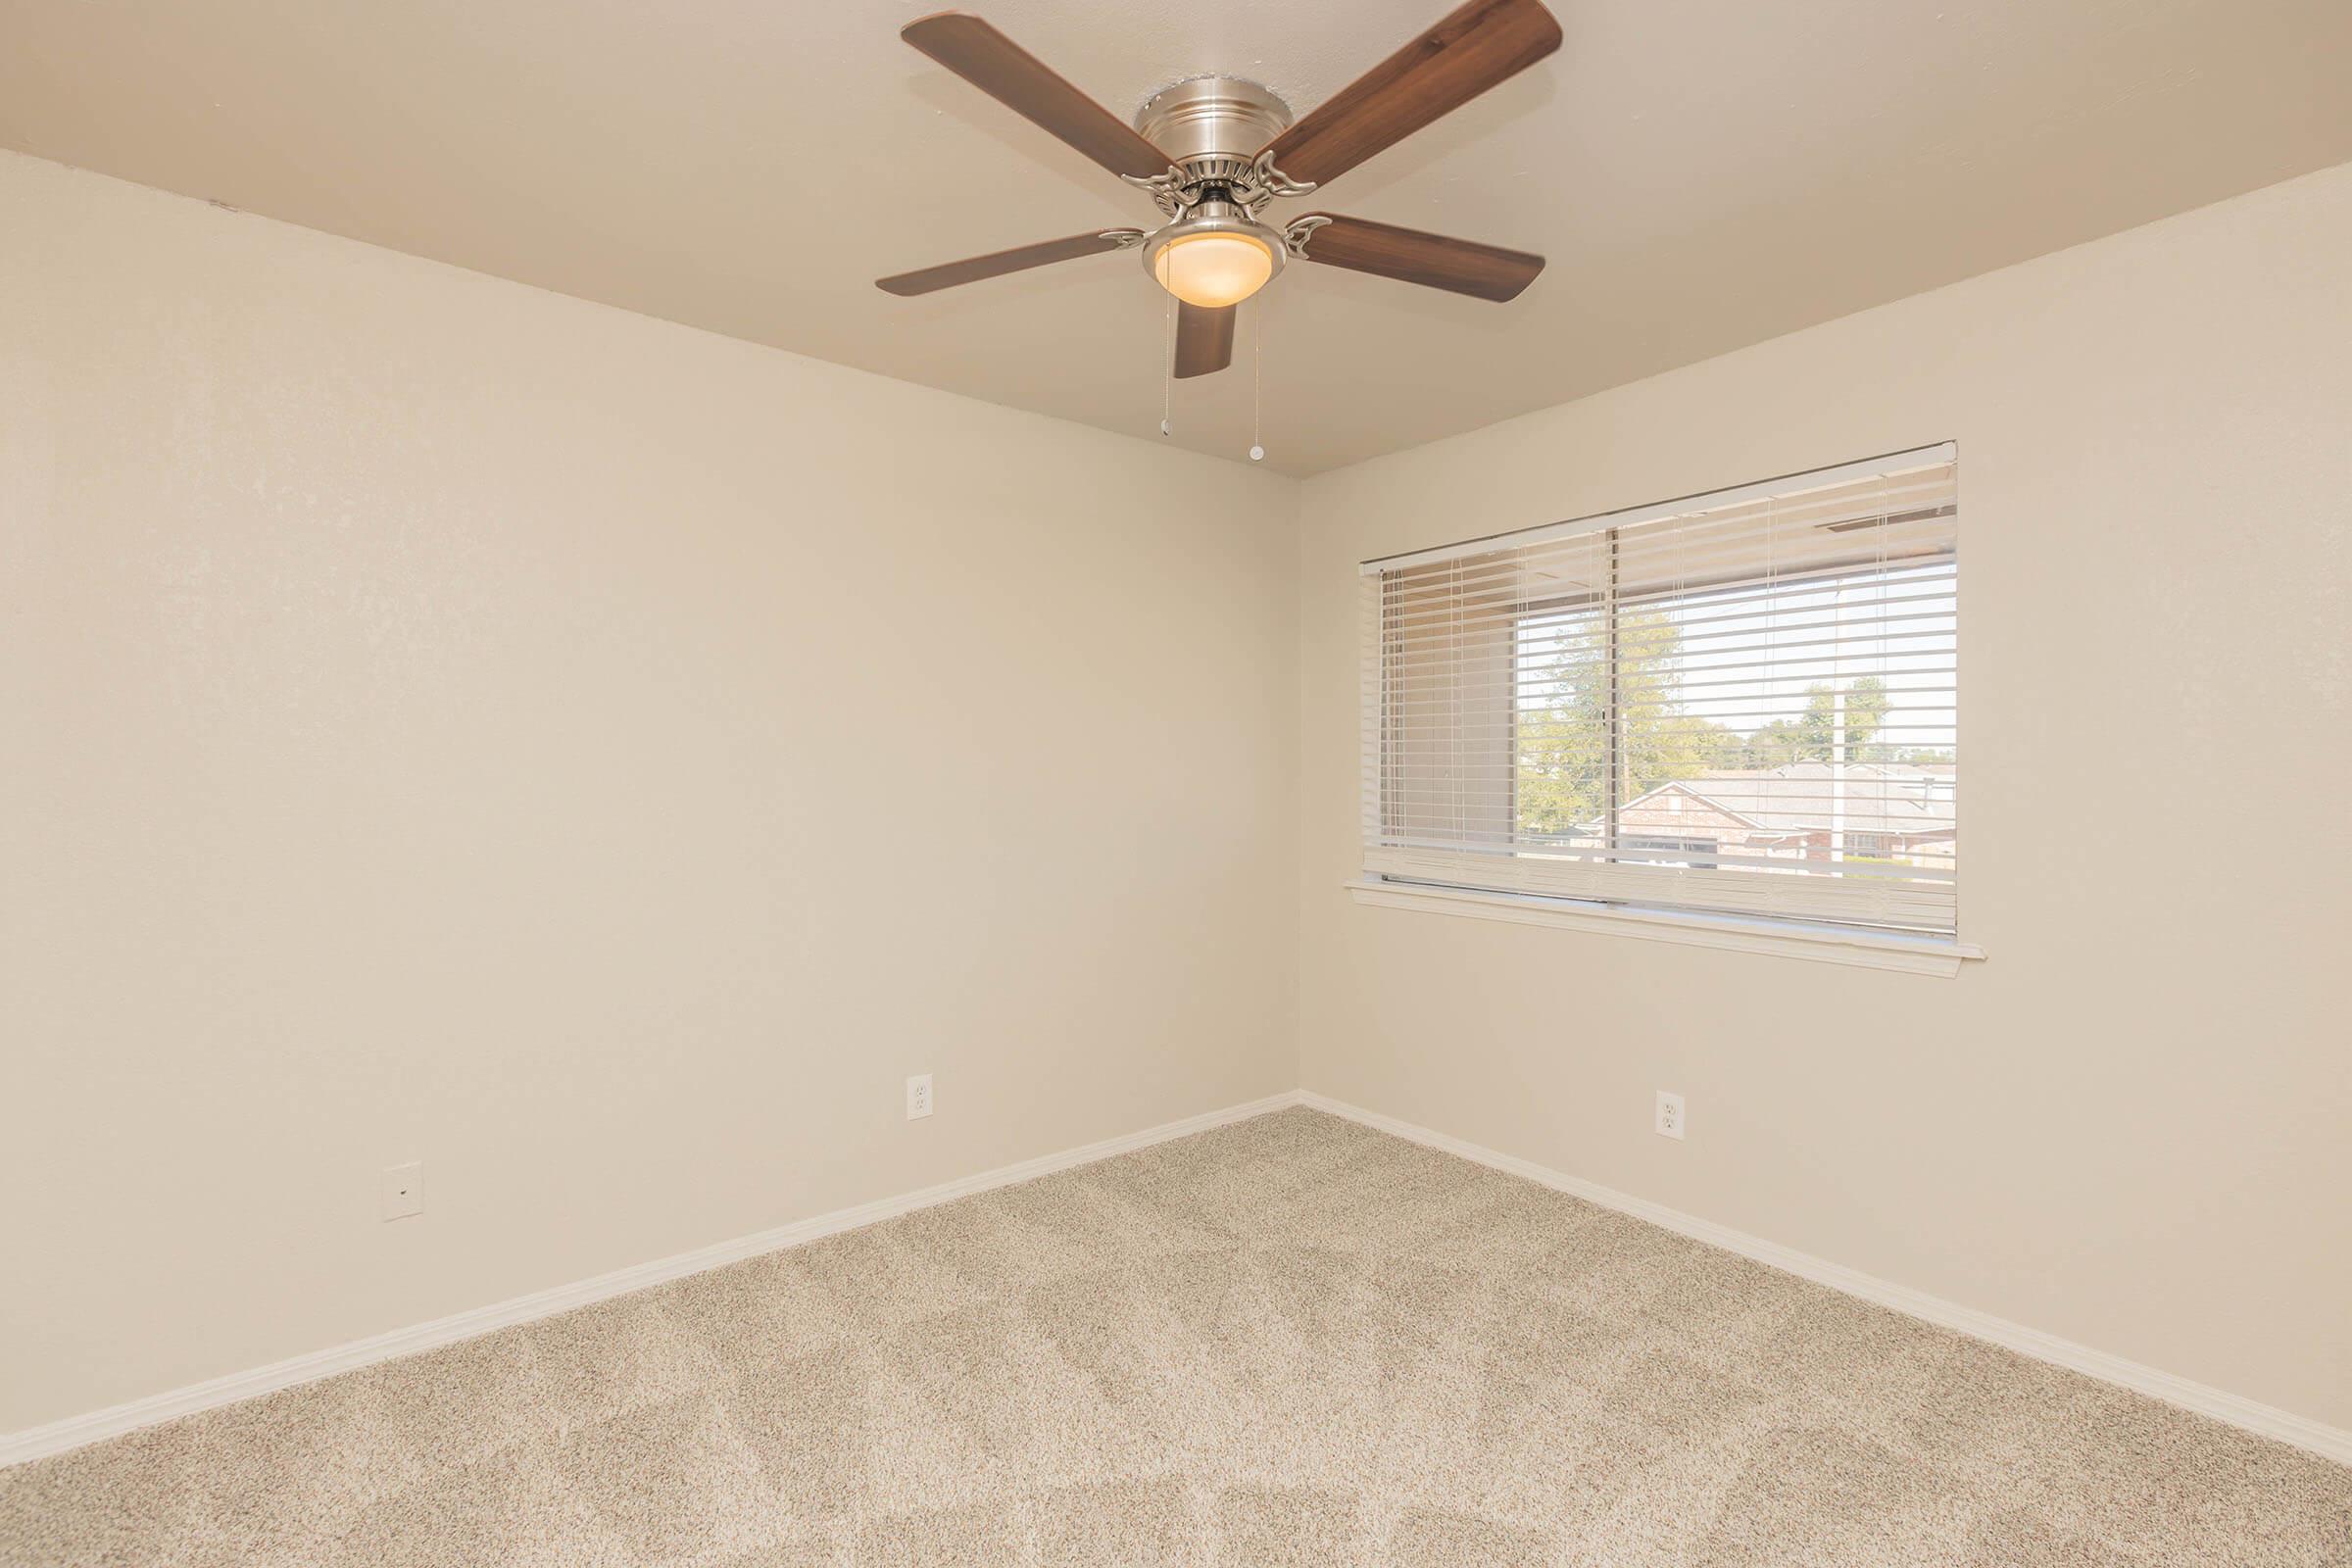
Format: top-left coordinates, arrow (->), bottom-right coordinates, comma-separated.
1295,162 -> 2352,1430
0,152 -> 1299,1432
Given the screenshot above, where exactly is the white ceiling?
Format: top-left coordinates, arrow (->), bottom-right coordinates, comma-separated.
6,0 -> 2350,473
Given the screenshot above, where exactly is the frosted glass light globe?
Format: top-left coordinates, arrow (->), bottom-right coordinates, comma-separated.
1152,231 -> 1276,309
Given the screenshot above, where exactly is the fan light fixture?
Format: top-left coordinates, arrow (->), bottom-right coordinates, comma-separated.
1141,204 -> 1287,310
1153,230 -> 1275,309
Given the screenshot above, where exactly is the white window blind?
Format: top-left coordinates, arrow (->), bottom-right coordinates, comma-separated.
1360,445 -> 1959,934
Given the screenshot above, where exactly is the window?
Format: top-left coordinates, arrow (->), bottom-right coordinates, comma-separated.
1623,836 -> 1720,869
1361,445 -> 1958,935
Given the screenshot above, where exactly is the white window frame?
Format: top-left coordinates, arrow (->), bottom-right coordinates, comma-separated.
1351,444 -> 1984,976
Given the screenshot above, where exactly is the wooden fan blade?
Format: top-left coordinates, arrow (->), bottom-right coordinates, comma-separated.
902,13 -> 1172,179
1172,303 -> 1236,378
1290,213 -> 1544,302
876,230 -> 1137,296
1256,0 -> 1561,188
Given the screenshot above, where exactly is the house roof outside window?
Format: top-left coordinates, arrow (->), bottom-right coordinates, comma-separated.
1615,762 -> 1956,841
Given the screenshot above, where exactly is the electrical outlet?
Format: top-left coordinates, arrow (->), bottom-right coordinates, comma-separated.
382,1161 -> 424,1220
1654,1091 -> 1687,1141
906,1074 -> 933,1120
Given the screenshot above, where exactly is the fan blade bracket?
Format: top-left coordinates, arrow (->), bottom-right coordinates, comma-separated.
1282,215 -> 1334,257
1251,151 -> 1320,201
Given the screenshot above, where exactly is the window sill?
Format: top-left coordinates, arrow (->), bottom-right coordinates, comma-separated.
1344,879 -> 1985,977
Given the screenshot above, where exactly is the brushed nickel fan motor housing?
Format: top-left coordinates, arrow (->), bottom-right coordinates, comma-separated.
1135,75 -> 1294,185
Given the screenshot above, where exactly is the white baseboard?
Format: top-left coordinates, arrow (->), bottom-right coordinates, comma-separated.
0,1090 -> 1305,1469
14,1087 -> 2344,1471
1298,1090 -> 2351,1465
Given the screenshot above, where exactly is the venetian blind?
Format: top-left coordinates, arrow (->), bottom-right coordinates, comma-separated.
1360,445 -> 1959,934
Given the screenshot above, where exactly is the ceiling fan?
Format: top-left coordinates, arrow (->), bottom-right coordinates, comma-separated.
876,0 -> 1561,379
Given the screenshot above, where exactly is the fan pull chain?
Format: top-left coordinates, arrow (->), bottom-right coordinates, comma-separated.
1159,291 -> 1174,437
1249,296 -> 1265,463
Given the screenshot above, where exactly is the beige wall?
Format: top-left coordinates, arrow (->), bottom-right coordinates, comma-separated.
1298,162 -> 2352,1429
7,138 -> 2347,1446
0,151 -> 1298,1432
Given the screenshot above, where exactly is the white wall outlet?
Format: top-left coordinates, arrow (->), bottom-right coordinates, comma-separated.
382,1161 -> 424,1220
1655,1091 -> 1687,1141
906,1074 -> 933,1121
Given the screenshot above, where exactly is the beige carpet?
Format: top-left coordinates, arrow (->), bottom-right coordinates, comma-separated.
4,1107 -> 2345,1566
